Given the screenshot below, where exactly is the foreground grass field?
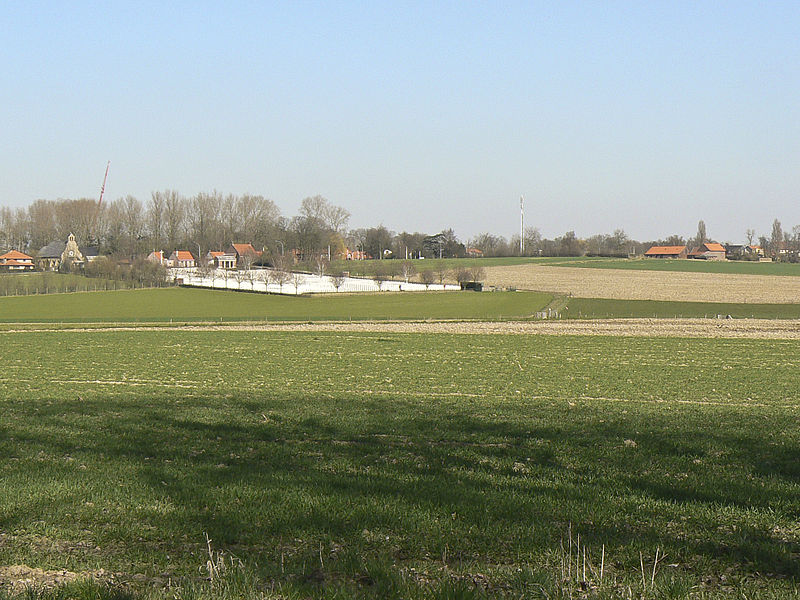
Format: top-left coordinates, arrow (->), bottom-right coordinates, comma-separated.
1,330 -> 799,598
0,288 -> 551,323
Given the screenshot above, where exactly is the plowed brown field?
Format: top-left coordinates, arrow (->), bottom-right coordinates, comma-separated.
484,264 -> 800,303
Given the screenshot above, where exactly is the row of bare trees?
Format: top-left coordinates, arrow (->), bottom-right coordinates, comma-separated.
0,193 -> 353,262
7,189 -> 799,263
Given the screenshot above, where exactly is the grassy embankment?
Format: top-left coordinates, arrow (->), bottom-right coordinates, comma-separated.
0,331 -> 798,599
0,272 -> 135,295
0,287 -> 551,323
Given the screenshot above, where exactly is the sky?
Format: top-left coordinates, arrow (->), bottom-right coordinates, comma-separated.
2,1 -> 799,243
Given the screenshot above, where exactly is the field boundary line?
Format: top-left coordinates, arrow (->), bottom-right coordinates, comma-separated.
2,318 -> 800,338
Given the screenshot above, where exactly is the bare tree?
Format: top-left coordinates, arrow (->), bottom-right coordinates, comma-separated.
148,191 -> 166,248
315,255 -> 329,277
163,190 -> 186,250
745,228 -> 756,246
385,261 -> 401,280
121,195 -> 144,256
234,268 -> 248,290
435,265 -> 448,285
771,219 -> 784,256
244,268 -> 258,291
400,260 -> 416,283
195,263 -> 213,286
453,268 -> 472,286
468,265 -> 486,283
190,191 -> 221,251
693,220 -> 707,248
208,267 -> 220,289
253,268 -> 268,292
299,195 -> 350,233
291,271 -> 303,295
372,262 -> 387,290
419,269 -> 435,290
330,271 -> 346,292
270,257 -> 291,293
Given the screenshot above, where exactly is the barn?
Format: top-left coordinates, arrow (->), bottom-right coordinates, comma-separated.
644,245 -> 688,259
689,243 -> 727,260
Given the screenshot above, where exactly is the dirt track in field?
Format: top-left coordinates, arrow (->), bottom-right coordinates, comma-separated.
8,318 -> 800,338
483,264 -> 800,303
228,319 -> 800,338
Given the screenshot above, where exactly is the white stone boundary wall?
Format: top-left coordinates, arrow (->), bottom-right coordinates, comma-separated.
170,268 -> 460,295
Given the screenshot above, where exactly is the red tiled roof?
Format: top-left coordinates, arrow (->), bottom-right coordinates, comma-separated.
645,245 -> 686,255
174,250 -> 194,261
0,259 -> 34,266
0,250 -> 33,261
231,243 -> 261,256
689,243 -> 726,255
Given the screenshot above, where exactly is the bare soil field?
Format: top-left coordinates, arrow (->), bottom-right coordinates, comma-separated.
484,264 -> 800,303
7,318 -> 800,338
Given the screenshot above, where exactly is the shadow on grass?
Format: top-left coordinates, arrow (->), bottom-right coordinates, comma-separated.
1,393 -> 799,587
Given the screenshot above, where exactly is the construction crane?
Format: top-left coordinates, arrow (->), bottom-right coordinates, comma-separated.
98,160 -> 110,207
88,161 -> 110,245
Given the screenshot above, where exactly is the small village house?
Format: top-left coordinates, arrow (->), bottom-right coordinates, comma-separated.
0,250 -> 35,272
147,251 -> 168,265
169,250 -> 196,268
227,243 -> 262,268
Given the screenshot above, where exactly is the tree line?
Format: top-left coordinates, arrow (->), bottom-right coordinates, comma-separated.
1,193 -> 798,262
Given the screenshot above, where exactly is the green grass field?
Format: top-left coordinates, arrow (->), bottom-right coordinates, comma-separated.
1,330 -> 799,599
0,272 -> 135,296
547,257 -> 800,276
0,287 -> 551,324
334,255 -> 800,277
562,297 -> 800,320
329,256 -> 538,274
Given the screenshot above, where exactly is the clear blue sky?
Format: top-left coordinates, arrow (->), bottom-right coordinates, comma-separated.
2,1 -> 799,243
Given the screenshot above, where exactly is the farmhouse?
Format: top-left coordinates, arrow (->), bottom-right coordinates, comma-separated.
169,250 -> 196,268
227,243 -> 262,268
0,250 -> 35,272
725,244 -> 765,260
147,250 -> 168,265
689,243 -> 726,260
644,245 -> 688,259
